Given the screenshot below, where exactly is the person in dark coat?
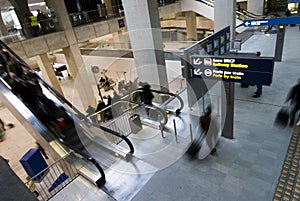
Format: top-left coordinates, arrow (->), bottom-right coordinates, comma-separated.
6,57 -> 23,79
186,104 -> 214,159
200,105 -> 212,135
96,100 -> 106,122
96,100 -> 106,112
104,95 -> 113,120
253,51 -> 263,98
140,84 -> 154,115
0,48 -> 11,78
286,78 -> 300,126
140,84 -> 154,105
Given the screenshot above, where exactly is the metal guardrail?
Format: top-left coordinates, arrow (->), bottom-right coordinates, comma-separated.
24,153 -> 78,201
90,100 -> 168,138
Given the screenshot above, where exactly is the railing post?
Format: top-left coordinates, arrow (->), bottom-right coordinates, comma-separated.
202,92 -> 205,112
189,124 -> 193,142
217,95 -> 220,117
173,119 -> 178,143
160,122 -> 165,138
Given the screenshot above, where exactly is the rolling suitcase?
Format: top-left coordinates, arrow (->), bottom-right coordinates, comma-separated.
186,133 -> 205,159
275,106 -> 289,127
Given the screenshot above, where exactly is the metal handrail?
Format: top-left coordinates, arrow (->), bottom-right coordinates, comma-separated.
125,88 -> 184,115
90,99 -> 168,126
25,152 -> 78,201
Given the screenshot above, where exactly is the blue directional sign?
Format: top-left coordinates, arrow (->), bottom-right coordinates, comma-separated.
244,16 -> 300,27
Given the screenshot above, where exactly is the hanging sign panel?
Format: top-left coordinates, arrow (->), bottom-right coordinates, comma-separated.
190,56 -> 274,85
244,16 -> 300,27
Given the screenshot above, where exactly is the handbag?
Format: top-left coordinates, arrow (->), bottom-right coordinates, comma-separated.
275,106 -> 290,127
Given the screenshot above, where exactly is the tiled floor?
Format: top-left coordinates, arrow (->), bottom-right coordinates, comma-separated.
0,106 -> 41,183
0,25 -> 300,201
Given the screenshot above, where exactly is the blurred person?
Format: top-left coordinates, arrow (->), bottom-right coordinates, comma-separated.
286,78 -> 300,127
253,51 -> 262,98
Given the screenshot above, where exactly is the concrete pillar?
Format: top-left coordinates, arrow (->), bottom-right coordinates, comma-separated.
186,11 -> 197,41
0,13 -> 8,36
63,45 -> 95,111
122,0 -> 168,91
104,0 -> 114,18
9,0 -> 32,37
44,0 -> 72,31
214,0 -> 236,42
247,0 -> 264,15
45,0 -> 95,111
36,54 -> 64,95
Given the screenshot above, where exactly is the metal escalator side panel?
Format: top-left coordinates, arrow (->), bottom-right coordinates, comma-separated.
0,79 -> 61,159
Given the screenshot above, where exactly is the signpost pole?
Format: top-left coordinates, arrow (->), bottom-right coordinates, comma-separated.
274,25 -> 285,62
221,82 -> 234,139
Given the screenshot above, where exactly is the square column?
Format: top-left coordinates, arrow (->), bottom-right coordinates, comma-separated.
63,45 -> 96,111
247,0 -> 264,15
214,0 -> 236,42
123,0 -> 168,90
36,54 -> 64,95
186,11 -> 197,41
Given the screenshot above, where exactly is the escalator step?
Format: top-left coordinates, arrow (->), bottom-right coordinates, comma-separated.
286,189 -> 292,195
294,187 -> 300,194
276,187 -> 283,193
294,193 -> 300,199
288,176 -> 295,181
286,184 -> 293,191
280,178 -> 286,183
274,192 -> 282,197
283,165 -> 289,169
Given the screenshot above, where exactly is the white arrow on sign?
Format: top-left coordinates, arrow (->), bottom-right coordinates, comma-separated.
193,69 -> 202,75
244,21 -> 250,26
193,58 -> 202,65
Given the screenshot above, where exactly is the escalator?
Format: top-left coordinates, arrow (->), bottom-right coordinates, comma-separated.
181,0 -> 271,33
120,87 -> 184,116
0,40 -> 135,187
88,87 -> 184,136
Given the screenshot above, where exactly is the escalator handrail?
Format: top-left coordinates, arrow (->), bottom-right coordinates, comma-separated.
93,121 -> 135,154
119,88 -> 184,113
127,99 -> 168,125
91,99 -> 168,126
137,88 -> 184,112
0,40 -> 134,154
